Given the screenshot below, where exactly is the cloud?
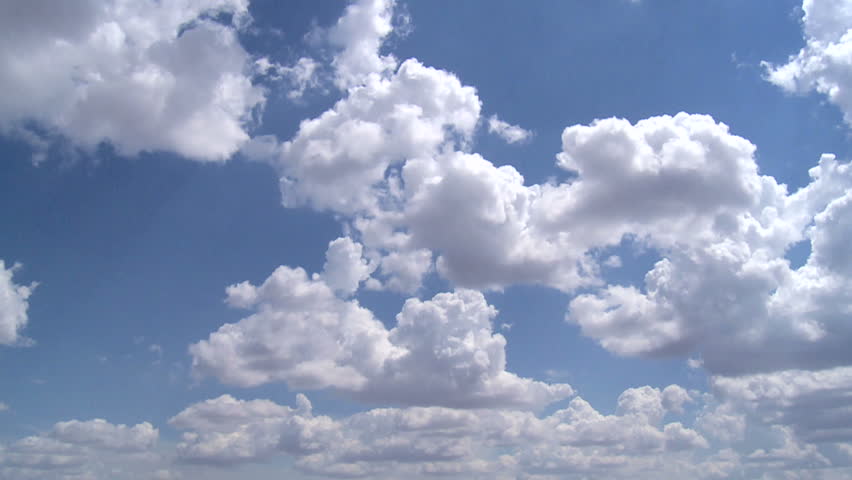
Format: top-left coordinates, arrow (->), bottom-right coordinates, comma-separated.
487,115 -> 532,144
712,366 -> 852,444
0,0 -> 265,161
0,418 -> 158,479
0,260 -> 37,346
190,242 -> 572,410
169,385 -> 708,477
565,140 -> 852,376
327,0 -> 398,89
321,237 -> 376,297
764,0 -> 852,126
51,419 -> 157,452
170,394 -> 336,464
255,56 -> 319,100
272,57 -> 481,215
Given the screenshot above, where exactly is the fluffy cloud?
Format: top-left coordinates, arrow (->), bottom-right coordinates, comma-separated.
712,367 -> 852,444
0,0 -> 265,161
566,141 -> 852,376
321,237 -> 376,296
764,0 -> 852,126
0,418 -> 158,479
327,0 -> 398,89
170,394 -> 338,464
51,419 -> 157,452
272,57 -> 480,214
190,247 -> 571,409
487,115 -> 532,144
169,385 -> 708,478
193,262 -> 394,392
0,260 -> 36,346
391,113 -> 785,292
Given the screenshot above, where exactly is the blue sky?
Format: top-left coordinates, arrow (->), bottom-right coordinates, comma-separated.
2,0 -> 852,478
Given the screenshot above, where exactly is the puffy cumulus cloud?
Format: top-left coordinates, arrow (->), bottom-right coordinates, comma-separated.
327,0 -> 398,89
616,385 -> 693,424
360,289 -> 572,408
371,248 -> 433,294
0,418 -> 158,479
169,385 -> 709,478
398,151 -> 592,292
170,394 -> 339,464
386,113 -> 787,293
192,263 -> 394,391
0,0 -> 265,161
321,237 -> 375,296
51,419 -> 157,452
190,248 -> 571,409
764,0 -> 852,126
487,115 -> 533,144
567,149 -> 852,376
272,57 -> 481,214
711,367 -> 852,444
262,0 -> 479,214
0,260 -> 37,346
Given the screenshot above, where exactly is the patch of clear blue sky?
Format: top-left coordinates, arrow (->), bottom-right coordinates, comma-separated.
1,0 -> 850,441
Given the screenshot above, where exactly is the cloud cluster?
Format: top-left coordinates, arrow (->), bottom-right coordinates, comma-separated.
0,418 -> 158,480
169,386 -> 709,478
765,0 -> 852,126
0,0 -> 265,161
567,152 -> 852,376
190,239 -> 571,410
0,260 -> 36,347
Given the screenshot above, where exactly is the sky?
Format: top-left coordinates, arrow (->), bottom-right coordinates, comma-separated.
2,0 -> 852,478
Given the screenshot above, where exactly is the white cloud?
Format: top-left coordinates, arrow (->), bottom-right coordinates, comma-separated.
712,367 -> 852,443
392,113 -> 780,293
51,419 -> 157,452
321,237 -> 375,296
170,394 -> 337,464
327,0 -> 398,89
487,115 -> 532,144
255,56 -> 319,100
764,0 -> 852,126
196,264 -> 393,392
190,263 -> 571,409
0,402 -> 8,412
566,144 -> 852,376
372,248 -> 433,293
169,385 -> 708,477
272,57 -> 481,215
0,418 -> 159,479
697,402 -> 746,443
0,260 -> 37,346
745,426 -> 830,471
0,0 -> 265,161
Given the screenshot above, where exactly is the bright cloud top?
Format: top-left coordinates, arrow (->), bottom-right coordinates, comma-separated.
190,240 -> 572,410
0,0 -> 264,161
0,260 -> 36,347
766,0 -> 852,126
